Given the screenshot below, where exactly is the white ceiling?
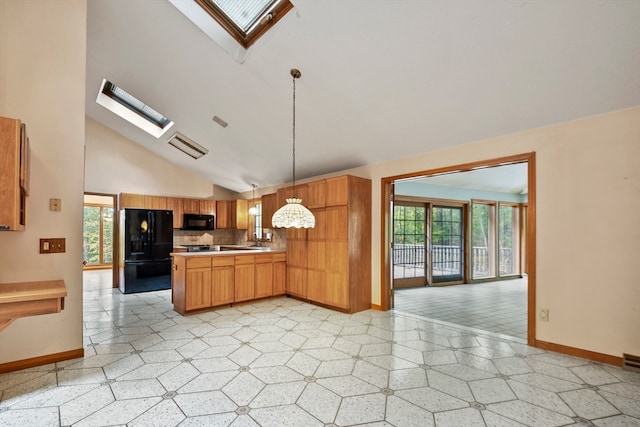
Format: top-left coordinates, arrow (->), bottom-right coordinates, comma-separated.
85,0 -> 640,193
418,163 -> 528,194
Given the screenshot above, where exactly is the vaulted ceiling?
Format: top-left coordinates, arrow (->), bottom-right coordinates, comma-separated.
85,0 -> 640,193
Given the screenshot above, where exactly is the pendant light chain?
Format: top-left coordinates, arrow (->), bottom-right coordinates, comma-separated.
292,72 -> 296,195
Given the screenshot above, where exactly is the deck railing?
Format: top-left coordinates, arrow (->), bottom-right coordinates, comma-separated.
393,244 -> 514,278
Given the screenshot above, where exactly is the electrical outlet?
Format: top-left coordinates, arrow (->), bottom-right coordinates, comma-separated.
40,238 -> 66,254
539,308 -> 549,322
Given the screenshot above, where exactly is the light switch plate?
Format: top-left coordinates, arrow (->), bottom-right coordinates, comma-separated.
50,198 -> 62,212
40,238 -> 65,254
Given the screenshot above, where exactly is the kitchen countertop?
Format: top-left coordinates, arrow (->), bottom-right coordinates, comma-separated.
171,247 -> 285,256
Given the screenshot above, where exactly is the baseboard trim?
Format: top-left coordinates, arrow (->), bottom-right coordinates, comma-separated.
535,340 -> 622,366
0,348 -> 84,374
370,304 -> 383,311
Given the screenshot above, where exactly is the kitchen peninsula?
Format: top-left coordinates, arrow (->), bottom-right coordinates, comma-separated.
171,248 -> 286,315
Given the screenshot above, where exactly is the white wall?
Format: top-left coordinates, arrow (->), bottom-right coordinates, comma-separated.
0,0 -> 86,363
85,117 -> 219,199
343,107 -> 640,359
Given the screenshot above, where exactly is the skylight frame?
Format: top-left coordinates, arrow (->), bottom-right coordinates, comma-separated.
194,0 -> 293,49
96,79 -> 174,138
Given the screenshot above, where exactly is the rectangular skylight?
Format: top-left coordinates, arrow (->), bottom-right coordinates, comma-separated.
96,79 -> 174,138
212,0 -> 273,32
192,0 -> 292,49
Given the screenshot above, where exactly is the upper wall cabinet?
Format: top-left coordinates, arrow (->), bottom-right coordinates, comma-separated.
261,193 -> 278,231
216,200 -> 248,230
119,193 -> 145,208
0,116 -> 30,231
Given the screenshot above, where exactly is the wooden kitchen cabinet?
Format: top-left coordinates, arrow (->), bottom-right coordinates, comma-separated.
172,251 -> 286,314
119,193 -> 145,208
234,255 -> 255,302
286,175 -> 371,313
261,193 -> 278,230
277,184 -> 308,208
286,235 -> 307,298
273,253 -> 286,296
185,257 -> 212,311
0,116 -> 29,231
212,256 -> 234,306
183,198 -> 200,214
199,199 -> 216,215
166,197 -> 184,229
216,200 -> 248,229
306,180 -> 326,209
325,176 -> 349,206
144,195 -> 167,210
254,254 -> 274,299
306,208 -> 326,303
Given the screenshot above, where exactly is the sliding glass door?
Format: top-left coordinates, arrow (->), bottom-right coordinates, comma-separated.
499,204 -> 520,276
393,203 -> 428,287
431,206 -> 464,284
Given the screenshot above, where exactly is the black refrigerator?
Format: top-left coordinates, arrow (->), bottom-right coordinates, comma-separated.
119,208 -> 173,294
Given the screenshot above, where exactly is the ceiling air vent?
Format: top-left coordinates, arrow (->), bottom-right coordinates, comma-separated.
167,132 -> 208,159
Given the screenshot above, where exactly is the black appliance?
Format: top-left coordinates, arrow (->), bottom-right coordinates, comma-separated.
183,214 -> 215,230
119,208 -> 173,294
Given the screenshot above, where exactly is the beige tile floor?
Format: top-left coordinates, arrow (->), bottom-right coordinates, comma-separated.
394,278 -> 527,340
0,271 -> 638,426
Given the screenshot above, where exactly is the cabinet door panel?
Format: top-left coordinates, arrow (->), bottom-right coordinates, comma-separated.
261,193 -> 278,230
200,200 -> 216,215
144,195 -> 167,210
234,263 -> 255,302
166,197 -> 184,229
183,198 -> 200,214
306,269 -> 325,303
212,266 -> 234,305
120,193 -> 145,208
255,261 -> 273,298
286,239 -> 307,268
307,241 -> 326,270
185,268 -> 211,310
325,272 -> 349,309
325,206 -> 348,240
325,176 -> 348,206
286,267 -> 307,298
326,241 -> 348,273
307,208 -> 326,240
306,180 -> 326,208
273,261 -> 286,295
233,200 -> 248,230
216,201 -> 231,229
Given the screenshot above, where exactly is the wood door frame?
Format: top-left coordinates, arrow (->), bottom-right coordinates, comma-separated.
380,152 -> 536,346
84,192 -> 118,288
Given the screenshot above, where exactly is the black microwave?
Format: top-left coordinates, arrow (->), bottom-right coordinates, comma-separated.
183,214 -> 215,230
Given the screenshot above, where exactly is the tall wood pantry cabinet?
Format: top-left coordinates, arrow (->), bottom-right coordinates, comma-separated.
0,116 -> 30,231
286,175 -> 371,313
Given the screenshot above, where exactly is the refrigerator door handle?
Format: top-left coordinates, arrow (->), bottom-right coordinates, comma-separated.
147,211 -> 154,259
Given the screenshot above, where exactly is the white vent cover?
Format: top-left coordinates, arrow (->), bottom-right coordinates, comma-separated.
167,132 -> 208,159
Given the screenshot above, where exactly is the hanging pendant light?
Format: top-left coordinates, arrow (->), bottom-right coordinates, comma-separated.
272,69 -> 316,229
248,184 -> 259,216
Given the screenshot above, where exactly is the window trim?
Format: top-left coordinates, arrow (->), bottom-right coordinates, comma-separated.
194,0 -> 293,49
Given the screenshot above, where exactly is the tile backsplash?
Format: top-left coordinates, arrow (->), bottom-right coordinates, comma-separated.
173,228 -> 286,250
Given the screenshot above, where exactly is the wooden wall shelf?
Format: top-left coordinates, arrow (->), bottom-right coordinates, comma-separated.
0,280 -> 67,332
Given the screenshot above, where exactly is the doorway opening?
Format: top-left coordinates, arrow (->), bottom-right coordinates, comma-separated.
83,193 -> 117,290
381,153 -> 536,345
